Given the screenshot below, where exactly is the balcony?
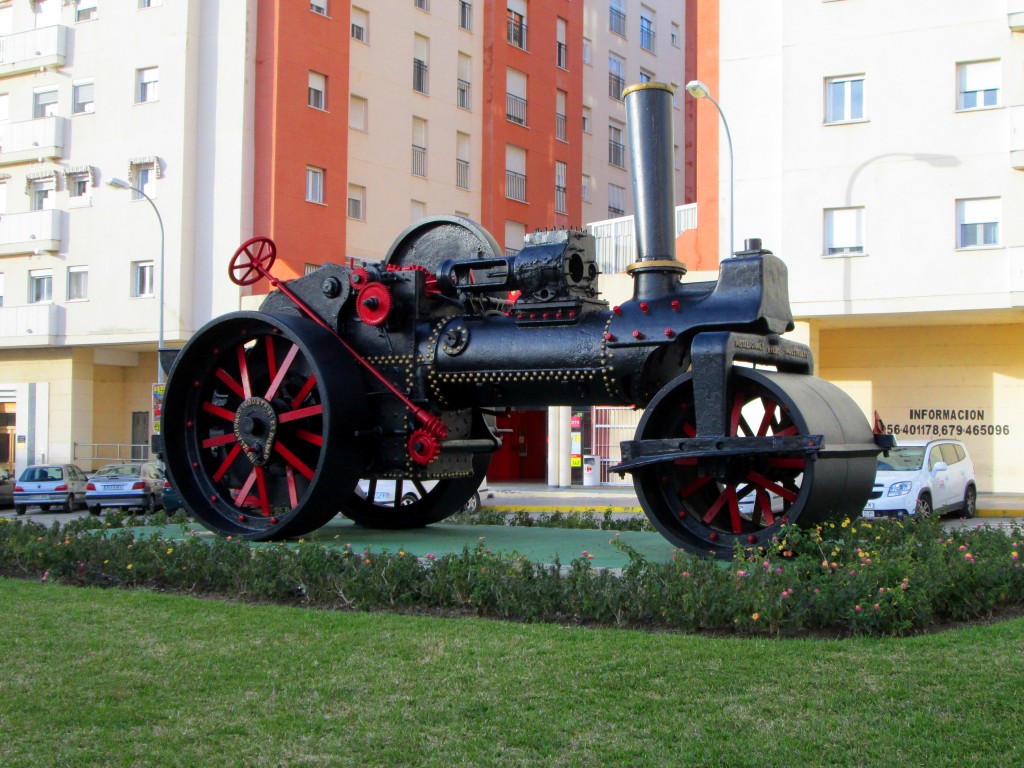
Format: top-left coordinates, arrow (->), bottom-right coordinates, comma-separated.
459,0 -> 472,31
0,26 -> 67,78
1010,0 -> 1024,31
0,209 -> 62,255
413,59 -> 428,94
555,186 -> 567,214
456,159 -> 470,189
507,18 -> 528,50
1012,106 -> 1024,169
556,113 -> 566,141
0,117 -> 66,166
609,140 -> 626,168
556,41 -> 567,69
640,25 -> 655,52
609,8 -> 626,36
457,79 -> 471,109
506,93 -> 527,126
412,145 -> 427,177
505,170 -> 526,202
609,74 -> 625,101
0,303 -> 62,346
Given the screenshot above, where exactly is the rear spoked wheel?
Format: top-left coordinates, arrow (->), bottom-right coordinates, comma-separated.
633,368 -> 875,558
162,311 -> 368,540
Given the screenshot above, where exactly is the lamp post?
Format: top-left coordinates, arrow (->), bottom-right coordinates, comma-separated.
685,79 -> 735,259
107,177 -> 165,384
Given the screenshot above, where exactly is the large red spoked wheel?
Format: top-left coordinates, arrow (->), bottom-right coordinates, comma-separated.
162,311 -> 369,540
632,368 -> 875,558
230,237 -> 278,286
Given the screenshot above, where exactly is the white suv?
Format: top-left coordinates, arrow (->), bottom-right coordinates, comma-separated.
862,440 -> 976,519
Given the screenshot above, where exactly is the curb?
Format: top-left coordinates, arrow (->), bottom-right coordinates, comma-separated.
484,504 -> 1024,519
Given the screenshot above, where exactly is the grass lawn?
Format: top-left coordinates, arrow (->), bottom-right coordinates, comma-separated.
1,577 -> 1022,768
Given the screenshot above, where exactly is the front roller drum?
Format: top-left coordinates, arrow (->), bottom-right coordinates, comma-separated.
632,368 -> 876,558
162,311 -> 369,540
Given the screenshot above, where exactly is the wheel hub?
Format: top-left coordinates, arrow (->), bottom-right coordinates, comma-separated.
233,397 -> 278,466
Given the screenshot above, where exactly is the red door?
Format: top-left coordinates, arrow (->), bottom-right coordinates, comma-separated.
487,410 -> 547,481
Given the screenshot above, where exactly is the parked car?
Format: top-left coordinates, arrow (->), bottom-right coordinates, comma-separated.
85,462 -> 165,515
355,478 -> 484,514
14,464 -> 90,515
862,439 -> 976,519
161,476 -> 186,515
0,467 -> 14,508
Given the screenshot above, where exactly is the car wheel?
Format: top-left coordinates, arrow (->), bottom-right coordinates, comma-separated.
461,491 -> 481,515
89,506 -> 102,516
61,495 -> 74,514
915,493 -> 932,517
146,494 -> 157,515
15,505 -> 25,516
961,485 -> 976,519
400,492 -> 418,506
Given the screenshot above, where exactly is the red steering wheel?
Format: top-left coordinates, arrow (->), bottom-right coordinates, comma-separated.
230,237 -> 278,286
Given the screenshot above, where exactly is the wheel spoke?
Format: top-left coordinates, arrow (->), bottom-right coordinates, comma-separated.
729,392 -> 744,436
756,398 -> 777,437
678,474 -> 714,498
253,467 -> 272,517
295,427 -> 323,447
746,470 -> 798,502
202,401 -> 236,423
236,469 -> 258,506
264,343 -> 300,401
279,404 -> 324,423
285,466 -> 299,508
202,432 -> 237,449
755,488 -> 775,526
292,375 -> 318,408
237,344 -> 252,399
212,444 -> 242,483
767,457 -> 806,470
273,440 -> 315,481
265,337 -> 278,383
215,368 -> 245,399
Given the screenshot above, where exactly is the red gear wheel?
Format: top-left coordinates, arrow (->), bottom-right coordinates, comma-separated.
356,282 -> 392,326
387,263 -> 439,297
408,429 -> 442,466
350,267 -> 370,293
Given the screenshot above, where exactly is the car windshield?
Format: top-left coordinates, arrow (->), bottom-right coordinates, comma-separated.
877,447 -> 926,472
95,465 -> 142,477
19,466 -> 63,482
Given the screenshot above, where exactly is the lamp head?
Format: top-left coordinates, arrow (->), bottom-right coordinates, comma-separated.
685,80 -> 710,99
106,178 -> 131,190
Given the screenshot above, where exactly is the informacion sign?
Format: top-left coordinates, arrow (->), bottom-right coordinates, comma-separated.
570,412 -> 583,467
152,384 -> 165,435
884,408 -> 1010,438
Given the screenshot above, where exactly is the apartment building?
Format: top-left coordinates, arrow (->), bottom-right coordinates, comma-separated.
704,0 -> 1024,491
0,0 -> 253,474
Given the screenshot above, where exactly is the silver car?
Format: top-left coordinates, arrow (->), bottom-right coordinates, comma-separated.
14,464 -> 90,515
86,463 -> 165,515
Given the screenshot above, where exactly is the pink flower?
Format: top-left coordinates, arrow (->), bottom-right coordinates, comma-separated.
41,570 -> 49,582
850,569 -> 857,576
873,603 -> 881,611
426,553 -> 436,560
813,588 -> 820,594
775,567 -> 783,574
682,571 -> 691,578
855,604 -> 863,612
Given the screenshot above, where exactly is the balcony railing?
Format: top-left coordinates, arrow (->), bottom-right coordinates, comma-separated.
504,247 -> 520,257
556,113 -> 567,141
0,26 -> 66,78
456,159 -> 470,189
556,41 -> 567,69
413,58 -> 428,94
505,170 -> 526,202
507,18 -> 527,50
609,140 -> 626,168
640,25 -> 655,52
506,93 -> 527,125
609,73 -> 625,101
555,186 -> 567,214
459,0 -> 472,30
0,209 -> 63,256
588,203 -> 698,274
609,8 -> 626,36
412,145 -> 427,177
0,302 -> 61,345
0,117 -> 66,165
457,79 -> 471,109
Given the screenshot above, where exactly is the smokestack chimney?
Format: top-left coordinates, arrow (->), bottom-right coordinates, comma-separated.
623,82 -> 686,300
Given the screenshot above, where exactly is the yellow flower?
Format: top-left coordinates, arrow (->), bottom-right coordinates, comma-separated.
126,564 -> 133,570
751,612 -> 760,621
841,519 -> 850,528
166,547 -> 174,555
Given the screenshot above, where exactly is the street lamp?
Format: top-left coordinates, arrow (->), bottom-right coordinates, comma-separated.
685,79 -> 735,259
107,177 -> 166,384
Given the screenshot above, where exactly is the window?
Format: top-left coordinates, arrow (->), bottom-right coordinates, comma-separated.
351,7 -> 368,41
610,0 -> 626,36
305,263 -> 320,276
507,3 -> 527,50
506,68 -> 527,126
609,123 -> 625,168
413,35 -> 429,94
29,176 -> 55,211
33,88 -> 57,119
411,200 -> 426,222
825,75 -> 864,123
130,161 -> 158,199
72,81 -> 94,114
0,274 -> 4,307
583,38 -> 592,66
824,207 -> 864,255
76,0 -> 97,22
349,94 -> 367,131
67,267 -> 88,301
457,53 -> 472,110
609,54 -> 625,101
640,69 -> 654,83
459,1 -> 472,31
67,170 -> 92,207
957,60 -> 999,110
956,197 -> 1000,248
133,262 -> 154,298
139,1 -> 163,8
556,18 -> 567,69
306,166 -> 325,204
608,183 -> 626,217
29,270 -> 52,304
136,67 -> 159,103
555,90 -> 567,141
505,144 -> 526,202
0,93 -> 8,123
640,13 -> 655,52
414,0 -> 429,10
456,132 -> 470,190
582,106 -> 592,133
671,83 -> 681,109
412,117 -> 427,177
581,173 -> 591,203
348,184 -> 366,220
311,0 -> 328,16
504,221 -> 525,257
308,71 -> 327,110
555,161 -> 567,214
671,22 -> 680,47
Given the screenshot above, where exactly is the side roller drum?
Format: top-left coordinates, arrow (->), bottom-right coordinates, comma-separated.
632,368 -> 876,558
162,311 -> 369,540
